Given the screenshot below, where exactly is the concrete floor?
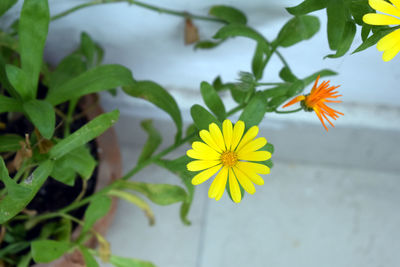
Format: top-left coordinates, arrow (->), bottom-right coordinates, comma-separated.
101,111 -> 400,267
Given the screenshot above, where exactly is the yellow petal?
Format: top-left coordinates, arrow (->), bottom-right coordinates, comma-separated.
236,161 -> 270,175
369,0 -> 400,17
238,151 -> 271,161
389,0 -> 400,9
199,130 -> 223,153
235,125 -> 259,152
363,13 -> 400,25
231,120 -> 245,151
187,160 -> 221,171
228,168 -> 241,203
237,137 -> 267,155
186,149 -> 220,160
382,38 -> 400,61
377,29 -> 400,51
222,119 -> 233,150
233,167 -> 256,194
209,123 -> 226,151
191,164 -> 222,185
192,141 -> 221,159
208,166 -> 228,200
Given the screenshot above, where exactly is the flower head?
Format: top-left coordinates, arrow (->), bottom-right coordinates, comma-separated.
363,0 -> 400,61
283,75 -> 343,131
186,119 -> 271,203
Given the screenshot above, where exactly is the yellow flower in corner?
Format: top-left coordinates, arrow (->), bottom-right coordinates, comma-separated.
363,0 -> 400,61
186,119 -> 271,203
283,75 -> 343,131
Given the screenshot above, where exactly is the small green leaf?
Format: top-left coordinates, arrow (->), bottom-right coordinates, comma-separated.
327,0 -> 347,50
54,218 -> 72,242
0,242 -> 30,258
279,67 -> 297,82
361,24 -> 371,42
213,24 -> 270,53
31,240 -> 71,263
229,84 -> 247,104
49,110 -> 119,159
81,32 -> 96,67
0,157 -> 30,199
108,190 -> 155,225
115,181 -> 187,206
190,104 -> 220,130
352,27 -> 395,54
5,65 -> 31,100
19,0 -> 49,98
0,0 -> 17,17
0,134 -> 23,152
239,93 -> 266,129
0,160 -> 54,224
200,81 -> 226,121
155,156 -> 194,225
194,39 -> 224,50
49,54 -> 86,91
46,65 -> 135,105
350,0 -> 373,25
17,252 -> 31,267
251,43 -> 266,80
50,164 -> 76,186
325,21 -> 356,58
83,195 -> 112,233
275,15 -> 320,47
286,0 -> 328,15
80,246 -> 99,267
302,69 -> 337,85
138,120 -> 162,164
0,54 -> 18,98
209,5 -> 247,24
23,99 -> 55,139
123,81 -> 182,143
109,255 -> 155,267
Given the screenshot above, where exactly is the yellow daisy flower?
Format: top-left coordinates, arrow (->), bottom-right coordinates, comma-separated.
186,119 -> 271,203
363,0 -> 400,61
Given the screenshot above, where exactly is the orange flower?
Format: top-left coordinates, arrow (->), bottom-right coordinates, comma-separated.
282,75 -> 343,131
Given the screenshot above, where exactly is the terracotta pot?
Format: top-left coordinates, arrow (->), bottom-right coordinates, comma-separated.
33,94 -> 121,267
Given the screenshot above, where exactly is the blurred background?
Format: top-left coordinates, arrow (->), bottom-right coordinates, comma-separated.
4,0 -> 400,266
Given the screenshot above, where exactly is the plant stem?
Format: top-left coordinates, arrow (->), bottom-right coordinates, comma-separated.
256,82 -> 283,86
274,108 -> 302,114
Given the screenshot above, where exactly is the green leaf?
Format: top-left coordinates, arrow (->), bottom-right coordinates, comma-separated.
200,81 -> 226,121
286,0 -> 328,15
0,242 -> 30,258
0,160 -> 54,224
352,27 -> 395,54
49,54 -> 86,91
361,24 -> 371,42
302,69 -> 337,85
83,195 -> 112,233
17,252 -> 32,267
0,134 -> 23,152
350,0 -> 373,25
275,15 -> 320,47
194,39 -> 224,50
325,21 -> 356,58
251,43 -> 266,81
209,5 -> 247,24
80,246 -> 99,267
46,65 -> 134,105
0,157 -> 30,199
31,240 -> 71,263
239,93 -> 266,129
327,0 -> 347,50
0,54 -> 19,98
0,0 -> 17,17
137,120 -> 162,164
19,0 -> 49,98
23,99 -> 55,139
81,32 -> 96,67
109,255 -> 155,267
213,24 -> 270,53
190,104 -> 220,130
155,156 -> 194,225
5,65 -> 30,100
108,190 -> 155,225
54,218 -> 72,242
115,181 -> 187,206
123,81 -> 182,143
279,67 -> 297,82
229,84 -> 247,104
50,164 -> 76,186
49,110 -> 119,159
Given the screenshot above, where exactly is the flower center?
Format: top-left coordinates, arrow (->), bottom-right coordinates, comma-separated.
302,95 -> 315,112
220,151 -> 238,167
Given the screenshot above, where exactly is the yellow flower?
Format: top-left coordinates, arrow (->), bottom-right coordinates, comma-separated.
363,0 -> 400,61
186,119 -> 271,203
283,75 -> 343,131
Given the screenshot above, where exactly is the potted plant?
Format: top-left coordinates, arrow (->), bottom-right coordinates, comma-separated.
0,0 -> 392,266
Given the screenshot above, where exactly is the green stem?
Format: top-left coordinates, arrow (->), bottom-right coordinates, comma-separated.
51,0 -> 224,23
274,107 -> 302,114
256,82 -> 283,86
64,99 -> 79,137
